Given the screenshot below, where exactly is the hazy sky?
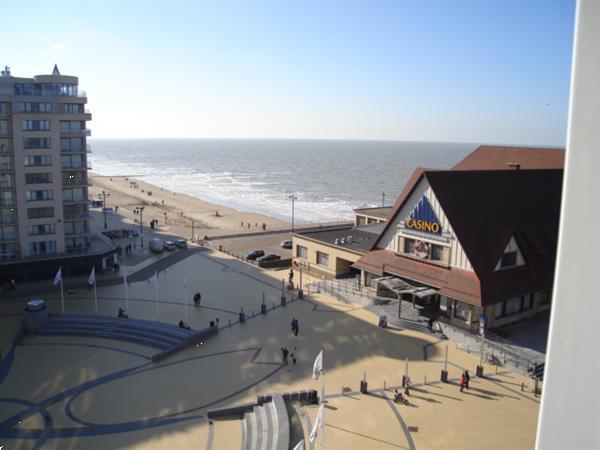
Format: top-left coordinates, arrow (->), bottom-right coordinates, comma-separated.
1,0 -> 575,145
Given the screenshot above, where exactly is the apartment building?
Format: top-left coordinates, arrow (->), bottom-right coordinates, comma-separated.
0,66 -> 116,279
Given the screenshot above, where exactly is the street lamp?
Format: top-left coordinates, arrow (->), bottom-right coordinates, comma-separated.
135,206 -> 145,248
381,192 -> 385,208
288,195 -> 298,232
99,190 -> 111,229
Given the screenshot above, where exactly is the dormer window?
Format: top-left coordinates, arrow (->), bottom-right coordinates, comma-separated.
500,251 -> 518,268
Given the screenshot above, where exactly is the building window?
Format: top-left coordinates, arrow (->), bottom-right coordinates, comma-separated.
60,121 -> 84,133
0,242 -> 19,260
60,137 -> 84,152
14,83 -> 34,96
17,102 -> 52,113
454,301 -> 470,320
0,102 -> 10,116
522,294 -> 533,310
61,154 -> 84,169
24,155 -> 52,167
0,155 -> 11,171
296,245 -> 308,259
26,190 -> 53,201
539,291 -> 550,305
61,103 -> 84,114
25,172 -> 52,184
504,297 -> 522,316
0,191 -> 15,206
316,251 -> 329,267
0,208 -> 17,224
403,238 -> 415,254
0,120 -> 10,136
27,207 -> 54,219
430,244 -> 444,261
35,83 -> 77,97
500,251 -> 518,268
23,138 -> 51,149
494,302 -> 504,319
29,224 -> 55,236
0,174 -> 14,189
22,120 -> 51,131
0,139 -> 10,154
64,221 -> 87,235
0,225 -> 17,240
29,240 -> 57,256
63,188 -> 85,202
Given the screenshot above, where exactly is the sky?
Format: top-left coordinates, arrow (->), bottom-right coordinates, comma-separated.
0,0 -> 576,145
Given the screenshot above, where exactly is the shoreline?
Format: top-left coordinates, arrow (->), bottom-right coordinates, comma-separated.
89,173 -> 293,240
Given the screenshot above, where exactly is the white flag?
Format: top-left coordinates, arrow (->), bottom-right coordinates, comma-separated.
53,267 -> 62,285
148,271 -> 158,286
292,439 -> 304,450
309,403 -> 323,443
182,277 -> 187,289
312,350 -> 323,380
88,266 -> 96,286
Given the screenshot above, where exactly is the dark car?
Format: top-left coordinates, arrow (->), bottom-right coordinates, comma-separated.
176,239 -> 187,249
164,240 -> 176,251
246,250 -> 265,260
280,240 -> 293,249
257,254 -> 281,262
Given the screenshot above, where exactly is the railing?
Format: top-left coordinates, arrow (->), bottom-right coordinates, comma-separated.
0,183 -> 14,190
62,178 -> 90,187
63,212 -> 90,220
60,128 -> 91,136
0,217 -> 17,225
61,164 -> 86,170
65,228 -> 90,236
0,163 -> 13,172
0,145 -> 11,153
0,199 -> 15,207
77,90 -> 87,98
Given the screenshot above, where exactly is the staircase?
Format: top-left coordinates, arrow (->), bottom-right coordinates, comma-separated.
240,395 -> 289,450
38,314 -> 200,355
365,303 -> 436,335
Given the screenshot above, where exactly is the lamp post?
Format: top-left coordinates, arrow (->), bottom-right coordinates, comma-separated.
99,190 -> 111,229
381,192 -> 385,208
289,195 -> 298,232
135,206 -> 145,248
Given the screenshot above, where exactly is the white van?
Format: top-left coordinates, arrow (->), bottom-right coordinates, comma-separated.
149,238 -> 164,253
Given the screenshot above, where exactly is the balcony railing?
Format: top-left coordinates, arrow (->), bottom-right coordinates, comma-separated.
63,212 -> 90,220
77,90 -> 87,98
0,163 -> 13,172
0,217 -> 17,225
60,128 -> 91,136
63,198 -> 90,204
0,199 -> 15,207
61,163 -> 86,170
65,227 -> 90,236
62,178 -> 90,187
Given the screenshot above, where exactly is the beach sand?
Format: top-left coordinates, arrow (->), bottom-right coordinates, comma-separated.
89,173 -> 289,239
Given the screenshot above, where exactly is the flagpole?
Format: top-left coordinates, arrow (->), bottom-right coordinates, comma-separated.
184,287 -> 188,321
320,370 -> 325,450
124,269 -> 129,312
155,280 -> 159,321
93,279 -> 98,314
60,277 -> 65,313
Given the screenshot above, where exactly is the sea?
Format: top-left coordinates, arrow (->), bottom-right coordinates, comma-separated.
89,139 -> 476,224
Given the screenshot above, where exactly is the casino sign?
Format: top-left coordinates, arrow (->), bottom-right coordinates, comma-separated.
404,196 -> 442,235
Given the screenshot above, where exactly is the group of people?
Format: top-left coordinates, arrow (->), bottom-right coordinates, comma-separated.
281,346 -> 297,366
123,244 -> 134,255
240,221 -> 267,230
193,292 -> 202,307
2,278 -> 16,293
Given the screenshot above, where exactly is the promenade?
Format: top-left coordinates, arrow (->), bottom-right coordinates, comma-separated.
0,248 -> 540,449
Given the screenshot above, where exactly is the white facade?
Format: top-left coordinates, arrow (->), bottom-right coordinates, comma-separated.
377,177 -> 474,271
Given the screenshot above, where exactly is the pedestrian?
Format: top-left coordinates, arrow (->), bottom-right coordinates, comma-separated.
292,347 -> 297,365
404,376 -> 411,396
460,372 -> 466,392
294,318 -> 299,336
289,268 -> 294,284
281,347 -> 289,365
262,222 -> 266,230
464,370 -> 470,389
241,221 -> 244,228
10,278 -> 15,291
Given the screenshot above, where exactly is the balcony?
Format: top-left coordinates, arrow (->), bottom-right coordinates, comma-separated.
65,227 -> 90,236
0,163 -> 13,172
63,212 -> 91,221
63,198 -> 90,205
60,128 -> 91,137
0,199 -> 15,207
62,177 -> 90,187
0,217 -> 17,225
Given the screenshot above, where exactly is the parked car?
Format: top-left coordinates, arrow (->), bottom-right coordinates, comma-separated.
176,239 -> 187,249
164,240 -> 176,251
246,249 -> 265,260
280,240 -> 293,249
149,238 -> 164,253
257,254 -> 281,262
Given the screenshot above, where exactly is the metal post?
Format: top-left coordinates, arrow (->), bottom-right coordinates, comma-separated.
381,192 -> 385,207
138,206 -> 145,248
191,220 -> 194,241
289,195 -> 298,231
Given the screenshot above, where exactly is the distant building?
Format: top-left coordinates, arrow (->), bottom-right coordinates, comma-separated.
0,66 -> 116,279
452,144 -> 564,171
353,206 -> 392,226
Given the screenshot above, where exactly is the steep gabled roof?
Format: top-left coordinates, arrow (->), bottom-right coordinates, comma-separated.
425,169 -> 563,280
452,145 -> 564,171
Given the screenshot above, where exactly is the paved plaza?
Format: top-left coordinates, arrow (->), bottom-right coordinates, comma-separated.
0,248 -> 540,449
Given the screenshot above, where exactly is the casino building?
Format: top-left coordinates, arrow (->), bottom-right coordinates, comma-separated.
293,145 -> 565,331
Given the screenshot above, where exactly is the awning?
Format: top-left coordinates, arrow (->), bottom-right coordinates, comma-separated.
377,277 -> 438,297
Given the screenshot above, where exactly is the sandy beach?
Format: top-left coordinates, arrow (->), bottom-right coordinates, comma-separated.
89,173 -> 290,240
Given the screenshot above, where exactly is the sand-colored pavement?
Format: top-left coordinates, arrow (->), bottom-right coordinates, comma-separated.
0,249 -> 540,449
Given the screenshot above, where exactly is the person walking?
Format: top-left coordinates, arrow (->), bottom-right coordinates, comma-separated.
460,372 -> 466,392
281,347 -> 289,365
294,318 -> 299,336
464,370 -> 470,389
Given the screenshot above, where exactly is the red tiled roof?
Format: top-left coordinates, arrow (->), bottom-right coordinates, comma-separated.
452,145 -> 564,171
